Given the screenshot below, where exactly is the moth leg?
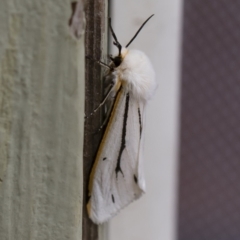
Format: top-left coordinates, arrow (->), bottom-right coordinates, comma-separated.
93,84 -> 115,112
94,97 -> 115,134
85,82 -> 116,119
86,56 -> 113,70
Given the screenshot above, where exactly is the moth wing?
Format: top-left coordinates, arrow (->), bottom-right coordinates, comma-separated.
87,89 -> 146,224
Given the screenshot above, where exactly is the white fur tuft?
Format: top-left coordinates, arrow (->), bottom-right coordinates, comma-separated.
116,48 -> 157,101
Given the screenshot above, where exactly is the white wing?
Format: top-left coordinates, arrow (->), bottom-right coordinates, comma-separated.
87,86 -> 146,224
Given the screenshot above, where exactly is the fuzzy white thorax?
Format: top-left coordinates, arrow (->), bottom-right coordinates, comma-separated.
115,47 -> 157,101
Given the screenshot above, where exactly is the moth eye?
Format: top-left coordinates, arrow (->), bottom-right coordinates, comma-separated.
113,56 -> 122,67
111,194 -> 115,203
103,157 -> 107,161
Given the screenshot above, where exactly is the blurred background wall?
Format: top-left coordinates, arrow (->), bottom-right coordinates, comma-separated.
178,1 -> 240,239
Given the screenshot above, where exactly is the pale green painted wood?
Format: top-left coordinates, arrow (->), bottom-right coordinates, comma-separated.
0,1 -> 84,239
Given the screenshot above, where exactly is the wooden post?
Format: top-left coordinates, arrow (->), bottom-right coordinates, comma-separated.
83,0 -> 108,239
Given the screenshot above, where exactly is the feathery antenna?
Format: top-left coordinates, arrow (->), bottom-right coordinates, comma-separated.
109,18 -> 122,56
126,14 -> 154,48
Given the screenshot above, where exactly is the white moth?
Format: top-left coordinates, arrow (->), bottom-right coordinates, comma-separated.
87,15 -> 157,224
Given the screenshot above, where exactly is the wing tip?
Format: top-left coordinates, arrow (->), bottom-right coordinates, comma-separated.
88,190 -> 145,225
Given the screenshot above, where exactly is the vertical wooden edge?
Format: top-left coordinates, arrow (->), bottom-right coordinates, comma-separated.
83,0 -> 108,239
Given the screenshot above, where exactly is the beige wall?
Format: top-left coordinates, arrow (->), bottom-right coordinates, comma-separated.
107,1 -> 183,240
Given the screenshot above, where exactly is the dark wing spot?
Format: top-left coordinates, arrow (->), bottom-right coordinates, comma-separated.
115,93 -> 130,178
112,194 -> 115,203
134,174 -> 138,184
103,157 -> 107,161
138,108 -> 142,138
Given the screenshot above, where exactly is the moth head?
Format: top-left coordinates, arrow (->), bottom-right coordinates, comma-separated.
109,14 -> 154,68
111,48 -> 128,68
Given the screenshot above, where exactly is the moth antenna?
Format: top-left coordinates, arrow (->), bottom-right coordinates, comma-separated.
109,17 -> 122,56
126,14 -> 154,48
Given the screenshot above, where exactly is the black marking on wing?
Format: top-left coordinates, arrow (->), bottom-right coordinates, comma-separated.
115,93 -> 130,178
134,174 -> 138,184
112,194 -> 115,203
103,157 -> 107,161
138,108 -> 142,138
